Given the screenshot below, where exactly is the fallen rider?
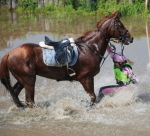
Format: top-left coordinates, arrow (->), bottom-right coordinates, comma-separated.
97,45 -> 139,102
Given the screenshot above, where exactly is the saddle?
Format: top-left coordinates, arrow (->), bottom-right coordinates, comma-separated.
45,36 -> 74,65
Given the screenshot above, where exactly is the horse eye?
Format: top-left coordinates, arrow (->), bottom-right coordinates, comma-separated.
115,21 -> 123,27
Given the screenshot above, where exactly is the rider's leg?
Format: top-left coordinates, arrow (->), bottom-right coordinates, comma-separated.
96,84 -> 123,103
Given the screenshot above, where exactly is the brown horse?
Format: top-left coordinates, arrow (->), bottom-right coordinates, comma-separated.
0,13 -> 133,108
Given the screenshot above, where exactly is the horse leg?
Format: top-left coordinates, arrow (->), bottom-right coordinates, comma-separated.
24,84 -> 35,108
12,81 -> 24,107
11,73 -> 36,108
79,77 -> 96,104
24,76 -> 36,108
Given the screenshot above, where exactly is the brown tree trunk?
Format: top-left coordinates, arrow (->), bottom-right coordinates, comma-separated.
38,0 -> 44,8
7,0 -> 17,9
129,0 -> 133,3
145,0 -> 149,9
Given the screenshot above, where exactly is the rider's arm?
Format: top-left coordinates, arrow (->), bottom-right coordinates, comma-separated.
122,66 -> 139,84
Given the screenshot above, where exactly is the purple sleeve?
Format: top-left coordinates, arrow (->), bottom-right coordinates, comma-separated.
122,67 -> 139,82
107,46 -> 114,59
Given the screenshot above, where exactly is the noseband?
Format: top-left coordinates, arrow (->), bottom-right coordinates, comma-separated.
112,18 -> 128,43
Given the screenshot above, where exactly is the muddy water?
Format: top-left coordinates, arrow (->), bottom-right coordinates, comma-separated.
0,11 -> 150,136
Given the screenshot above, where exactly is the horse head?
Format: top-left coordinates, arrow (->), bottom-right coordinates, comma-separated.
97,12 -> 133,45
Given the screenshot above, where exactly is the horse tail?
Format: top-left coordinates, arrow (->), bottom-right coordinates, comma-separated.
0,54 -> 13,95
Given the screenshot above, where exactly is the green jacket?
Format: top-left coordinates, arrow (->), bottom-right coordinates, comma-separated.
113,63 -> 132,85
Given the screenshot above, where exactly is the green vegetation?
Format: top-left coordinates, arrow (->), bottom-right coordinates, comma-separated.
18,0 -> 38,10
97,0 -> 147,16
11,0 -> 150,17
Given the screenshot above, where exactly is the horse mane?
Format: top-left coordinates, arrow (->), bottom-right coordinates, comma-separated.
76,13 -> 118,42
76,30 -> 96,42
96,13 -> 117,28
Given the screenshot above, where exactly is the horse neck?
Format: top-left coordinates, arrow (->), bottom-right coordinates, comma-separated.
86,30 -> 110,56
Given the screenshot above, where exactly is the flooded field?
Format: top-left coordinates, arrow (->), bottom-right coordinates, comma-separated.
0,11 -> 150,136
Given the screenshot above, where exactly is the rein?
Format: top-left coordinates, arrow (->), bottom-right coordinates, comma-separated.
84,43 -> 110,68
76,41 -> 110,68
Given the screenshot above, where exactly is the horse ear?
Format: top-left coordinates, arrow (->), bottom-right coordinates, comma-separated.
115,12 -> 118,18
112,11 -> 119,18
111,11 -> 121,18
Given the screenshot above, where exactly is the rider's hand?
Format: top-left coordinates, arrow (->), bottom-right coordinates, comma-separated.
132,79 -> 139,84
110,44 -> 116,53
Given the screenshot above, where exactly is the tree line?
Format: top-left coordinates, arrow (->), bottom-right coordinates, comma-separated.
0,0 -> 149,16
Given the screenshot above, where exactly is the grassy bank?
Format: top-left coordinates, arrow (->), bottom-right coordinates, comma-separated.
15,0 -> 149,18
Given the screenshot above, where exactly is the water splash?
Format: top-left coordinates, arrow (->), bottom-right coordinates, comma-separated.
0,63 -> 150,126
96,85 -> 138,108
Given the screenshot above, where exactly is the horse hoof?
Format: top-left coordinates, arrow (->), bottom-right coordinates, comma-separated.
15,102 -> 26,108
25,101 -> 35,108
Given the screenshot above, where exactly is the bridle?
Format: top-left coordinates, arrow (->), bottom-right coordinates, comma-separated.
111,17 -> 128,43
77,17 -> 129,68
98,17 -> 129,43
110,17 -> 128,54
